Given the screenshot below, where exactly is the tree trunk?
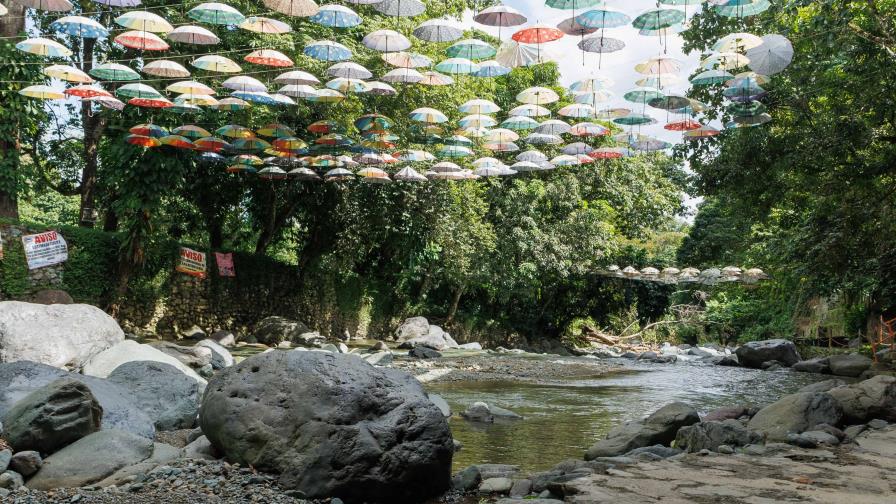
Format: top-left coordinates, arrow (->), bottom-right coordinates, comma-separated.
0,4 -> 25,220
446,284 -> 465,324
209,218 -> 224,249
78,38 -> 106,227
103,205 -> 119,232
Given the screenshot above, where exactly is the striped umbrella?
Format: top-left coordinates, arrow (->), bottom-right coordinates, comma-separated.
458,113 -> 497,127
115,11 -> 173,33
310,4 -> 362,27
511,161 -> 542,172
172,125 -> 211,139
175,93 -> 218,106
188,3 -> 246,25
545,0 -> 603,9
143,60 -> 190,78
569,122 -> 608,137
447,39 -> 496,60
460,99 -> 500,114
114,31 -> 169,51
382,52 -> 433,68
509,104 -> 551,117
329,62 -> 372,80
381,68 -> 424,84
501,116 -> 539,130
275,70 -> 320,86
516,86 -> 559,105
16,38 -> 72,57
195,137 -> 232,152
169,26 -> 220,45
44,64 -> 93,83
624,87 -> 665,104
210,98 -> 250,111
126,135 -> 161,148
559,103 -> 595,118
263,0 -> 320,17
50,16 -> 109,38
278,84 -> 319,98
222,76 -> 267,92
239,17 -> 292,34
90,63 -> 140,81
160,135 -> 195,149
192,55 -> 242,73
573,90 -> 613,106
409,107 -> 448,124
326,78 -> 370,93
307,89 -> 345,103
129,124 -> 169,138
435,58 -> 479,75
486,128 -> 519,143
394,167 -> 428,182
576,7 -> 631,28
304,40 -> 352,61
116,83 -> 162,99
516,150 -> 548,163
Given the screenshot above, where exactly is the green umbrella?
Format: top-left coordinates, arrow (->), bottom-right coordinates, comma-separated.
632,8 -> 685,30
446,39 -> 496,60
690,69 -> 734,86
545,0 -> 603,9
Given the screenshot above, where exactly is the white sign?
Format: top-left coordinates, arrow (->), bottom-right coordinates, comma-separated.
21,231 -> 68,270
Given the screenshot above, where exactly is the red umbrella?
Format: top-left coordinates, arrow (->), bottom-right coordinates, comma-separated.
195,137 -> 232,152
512,25 -> 564,44
114,31 -> 169,51
589,147 -> 625,159
665,119 -> 701,132
128,97 -> 172,108
126,134 -> 160,148
64,85 -> 111,99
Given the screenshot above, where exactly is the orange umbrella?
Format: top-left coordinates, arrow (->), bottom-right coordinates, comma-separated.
64,85 -> 111,98
244,49 -> 294,67
195,137 -> 232,152
160,135 -> 196,149
114,31 -> 170,51
128,97 -> 173,108
126,134 -> 160,148
511,25 -> 563,44
665,119 -> 701,132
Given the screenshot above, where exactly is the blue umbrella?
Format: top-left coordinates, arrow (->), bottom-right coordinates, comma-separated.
435,58 -> 479,75
50,16 -> 110,38
304,40 -> 352,62
232,91 -> 279,105
576,8 -> 631,29
310,4 -> 362,28
475,60 -> 511,78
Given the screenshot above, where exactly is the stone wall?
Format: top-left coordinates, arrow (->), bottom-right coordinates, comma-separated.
0,224 -> 66,301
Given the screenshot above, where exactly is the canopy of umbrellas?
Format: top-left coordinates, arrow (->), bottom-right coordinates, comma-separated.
6,0 -> 793,181
596,265 -> 770,285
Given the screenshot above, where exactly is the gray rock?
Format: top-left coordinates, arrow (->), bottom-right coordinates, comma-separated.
209,330 -> 236,347
675,419 -> 761,452
458,342 -> 483,350
0,470 -> 23,490
409,346 -> 442,359
27,430 -> 153,490
810,423 -> 846,440
428,394 -> 451,418
735,339 -> 801,368
0,450 -> 9,473
318,343 -> 339,353
337,343 -> 349,354
703,406 -> 749,422
28,289 -> 73,305
295,331 -> 325,347
868,418 -> 889,429
83,340 -> 206,385
362,351 -> 393,366
181,326 -> 206,340
461,402 -> 522,423
0,301 -> 124,370
0,361 -> 155,440
395,317 -> 430,342
107,361 -> 202,431
186,426 -> 203,443
195,339 -> 234,369
199,351 -> 453,502
496,500 -> 564,504
843,424 -> 867,440
623,445 -> 682,459
2,378 -> 102,454
688,347 -> 713,358
182,435 -> 218,460
620,351 -> 638,359
477,464 -> 520,480
510,478 -> 532,497
747,392 -> 843,441
403,325 -> 458,351
9,451 -> 41,477
150,341 -> 212,370
585,402 -> 699,459
792,357 -> 830,374
369,341 -> 388,352
801,430 -> 840,445
638,351 -> 658,361
452,465 -> 481,491
717,444 -> 735,454
798,378 -> 848,394
480,477 -> 513,494
712,355 -> 740,366
828,354 -> 872,377
827,375 -> 896,424
453,439 -> 463,452
252,316 -> 311,346
761,360 -> 783,371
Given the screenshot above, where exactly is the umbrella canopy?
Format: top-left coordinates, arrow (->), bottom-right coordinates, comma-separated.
632,8 -> 685,30
355,114 -> 393,131
258,167 -> 288,180
381,68 -> 424,84
44,64 -> 93,83
447,39 -> 496,60
50,16 -> 109,38
143,60 -> 190,78
114,31 -> 169,51
624,87 -> 665,103
160,135 -> 195,149
115,11 -> 173,33
614,113 -> 657,126
173,125 -> 212,139
245,49 -> 294,67
195,137 -> 232,152
311,4 -> 362,27
486,128 -> 519,143
636,74 -> 681,88
517,150 -> 548,163
559,103 -> 595,118
535,119 -> 571,136
702,52 -> 750,70
308,89 -> 345,103
475,60 -> 511,78
458,114 -> 497,128
419,71 -> 454,86
409,107 -> 448,123
545,0 -> 603,9
128,97 -> 173,109
169,25 -> 220,45
648,95 -> 691,110
573,90 -> 614,105
431,161 -> 461,173
509,104 -> 551,117
413,18 -> 464,42
579,36 -> 625,53
263,0 -> 320,17
326,78 -> 369,93
746,34 -> 793,75
304,40 -> 352,61
525,133 -> 563,145
551,154 -> 580,166
438,145 -> 473,158
665,119 -> 702,131
684,125 -> 721,139
691,69 -> 734,85
362,81 -> 398,95
512,25 -> 564,44
576,7 -> 631,28
501,115 -> 539,130
569,122 -> 609,137
175,93 -> 218,106
715,0 -> 771,18
557,17 -> 598,37
394,167 -> 428,182
90,63 -> 140,81
357,167 -> 391,183
167,80 -> 215,95
382,51 -> 433,68
460,99 -> 500,114
590,147 -> 627,159
496,40 -> 553,67
222,76 -> 267,92
435,58 -> 479,75
713,32 -> 763,52
374,0 -> 425,17
324,168 -> 354,180
19,85 -> 65,100
192,55 -> 242,73
278,85 -> 319,98
635,56 -> 682,75
239,16 -> 292,34
116,83 -> 162,99
188,3 -> 246,25
363,30 -> 411,52
328,62 -> 372,80
14,0 -> 73,11
16,38 -> 72,57
275,70 -> 320,86
511,161 -> 542,172
516,86 -> 560,105
126,135 -> 161,148
217,125 -> 255,139
210,97 -> 250,111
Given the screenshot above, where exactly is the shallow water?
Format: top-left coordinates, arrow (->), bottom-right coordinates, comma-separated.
428,356 -> 832,472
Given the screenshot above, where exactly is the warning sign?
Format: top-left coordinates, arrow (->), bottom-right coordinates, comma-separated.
21,231 -> 68,270
176,247 -> 207,278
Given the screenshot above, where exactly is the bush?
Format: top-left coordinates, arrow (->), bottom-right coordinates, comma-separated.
561,316 -> 597,348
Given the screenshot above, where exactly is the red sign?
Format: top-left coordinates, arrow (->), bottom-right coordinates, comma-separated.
215,252 -> 235,277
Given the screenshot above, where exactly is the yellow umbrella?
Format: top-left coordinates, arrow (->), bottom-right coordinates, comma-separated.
19,85 -> 65,100
263,0 -> 319,17
192,55 -> 242,73
15,37 -> 72,57
43,64 -> 93,83
115,11 -> 174,33
166,80 -> 216,95
239,16 -> 292,34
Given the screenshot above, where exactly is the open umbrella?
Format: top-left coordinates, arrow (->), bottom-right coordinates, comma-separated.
535,119 -> 571,136
167,80 -> 215,95
635,56 -> 682,75
327,78 -> 370,93
175,93 -> 218,106
363,30 -> 411,52
116,83 -> 162,99
382,52 -> 432,68
512,24 -> 564,45
517,150 -> 548,163
576,7 -> 631,29
374,0 -> 425,17
19,85 -> 65,100
632,8 -> 685,30
713,32 -> 763,52
192,55 -> 242,73
239,16 -> 292,34
690,69 -> 734,86
263,0 -> 319,17
50,16 -> 109,38
435,58 -> 479,75
115,11 -> 173,33
311,4 -> 361,27
245,49 -> 294,67
501,115 -> 539,130
559,103 -> 594,118
143,60 -> 190,78
195,137 -> 232,152
746,34 -> 793,75
460,99 -> 500,114
496,41 -> 552,68
702,52 -> 750,70
329,62 -> 372,80
90,63 -> 139,81
579,35 -> 624,53
569,122 -> 608,137
525,133 -> 563,145
188,3 -> 246,25
114,31 -> 169,51
160,135 -> 195,149
222,76 -> 267,92
413,18 -> 464,42
447,39 -> 496,60
409,107 -> 448,123
573,90 -> 613,106
516,86 -> 559,105
44,64 -> 93,83
715,0 -> 771,18
128,97 -> 172,109
419,71 -> 454,86
474,5 -> 526,41
16,38 -> 72,57
308,89 -> 345,103
509,104 -> 551,117
173,125 -> 212,139
394,167 -> 428,182
614,113 -> 656,126
381,68 -> 424,84
126,135 -> 161,148
475,60 -> 511,78
169,25 -> 220,45
276,71 -> 320,86
278,85 -> 318,99
304,40 -> 352,61
13,0 -> 72,12
486,128 -> 519,143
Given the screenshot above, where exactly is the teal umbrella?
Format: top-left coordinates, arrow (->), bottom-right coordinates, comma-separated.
576,7 -> 631,29
188,3 -> 246,25
545,0 -> 603,9
716,0 -> 771,18
690,69 -> 733,86
446,39 -> 496,60
614,113 -> 656,126
90,63 -> 140,81
624,87 -> 664,104
501,116 -> 539,130
632,8 -> 685,30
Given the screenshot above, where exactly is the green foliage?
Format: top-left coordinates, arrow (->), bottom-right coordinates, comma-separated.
561,317 -> 597,348
0,230 -> 30,298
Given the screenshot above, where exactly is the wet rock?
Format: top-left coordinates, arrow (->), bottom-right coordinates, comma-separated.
296,331 -> 326,347
362,351 -> 393,366
620,351 -> 638,359
585,402 -> 699,459
27,430 -> 154,490
458,342 -> 483,350
510,478 -> 532,497
792,357 -> 830,374
479,477 -> 513,494
10,451 -> 41,477
83,340 -> 205,385
252,316 -> 312,346
452,466 -> 481,491
2,378 -> 102,454
199,351 -> 453,503
402,325 -> 459,351
868,418 -> 889,429
810,423 -> 846,441
798,378 -> 847,394
0,301 -> 124,370
761,360 -> 783,371
623,445 -> 682,459
675,419 -> 761,452
717,444 -> 735,454
688,347 -> 714,358
428,394 -> 451,418
208,330 -> 236,347
195,339 -> 234,369
703,406 -> 750,422
369,341 -> 388,352
827,375 -> 896,423
828,354 -> 872,377
735,339 -> 801,369
477,464 -> 520,480
461,402 -> 522,423
712,355 -> 740,366
637,351 -> 658,361
107,361 -> 202,431
180,326 -> 206,340
748,392 -> 843,441
409,346 -> 442,359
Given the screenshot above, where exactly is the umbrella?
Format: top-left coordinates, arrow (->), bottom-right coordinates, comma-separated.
569,122 -> 609,137
222,76 -> 267,92
461,117 -> 496,130
273,137 -> 308,151
559,103 -> 595,118
631,138 -> 672,151
484,141 -> 520,152
19,85 -> 65,100
232,91 -> 279,105
231,155 -> 263,167
175,93 -> 218,106
595,107 -> 631,119
239,16 -> 292,34
44,64 -> 93,83
357,167 -> 391,183
648,95 -> 691,110
444,135 -> 473,147
173,125 -> 212,139
684,126 -> 721,139
115,11 -> 173,33
258,167 -> 288,180
275,70 -> 320,86
90,63 -> 140,81
551,154 -> 580,166
431,161 -> 461,172
512,25 -> 564,45
364,81 -> 398,96
382,52 -> 433,68
169,25 -> 220,45
573,90 -> 613,106
116,83 -> 162,99
525,133 -> 563,145
664,119 -> 701,131
702,52 -> 750,70
363,30 -> 411,52
126,135 -> 161,148
624,87 -> 665,104
232,138 -> 272,151
195,137 -> 232,152
13,0 -> 72,11
114,31 -> 169,51
516,86 -> 559,105
394,150 -> 433,162
166,80 -> 216,95
535,119 -> 571,136
635,74 -> 681,88
160,135 -> 195,149
304,40 -> 352,61
635,56 -> 682,75
713,32 -> 763,52
192,55 -> 242,73
690,69 -> 734,86
288,167 -> 321,180
460,99 -> 500,114
309,120 -> 343,134
473,167 -> 514,177
413,18 -> 464,42
128,97 -> 173,109
632,8 -> 685,31
188,3 -> 246,25
278,85 -> 319,98
475,60 -> 511,78
308,89 -> 344,103
263,0 -> 320,17
614,113 -> 656,126
447,39 -> 496,60
511,161 -> 542,172
329,62 -> 372,80
486,128 -> 519,142
473,157 -> 506,168
311,4 -> 362,27
435,58 -> 479,75
590,147 -> 626,159
746,34 -> 793,75
210,98 -> 250,111
545,0 -> 603,9
733,113 -> 772,127
409,107 -> 448,123
516,150 -> 548,163
143,60 -> 190,78
245,49 -> 294,67
355,114 -> 393,131
579,35 -> 625,53
474,5 -> 527,41
217,125 -> 255,139
438,145 -> 473,158
419,71 -> 454,86
374,0 -> 425,17
509,104 -> 551,117
394,167 -> 428,182
501,116 -> 539,130
324,168 -> 354,181
326,78 -> 369,93
557,17 -> 598,37
576,7 -> 631,28
381,68 -> 424,83
715,0 -> 771,18
50,16 -> 109,38
16,38 -> 72,57
496,40 -> 553,68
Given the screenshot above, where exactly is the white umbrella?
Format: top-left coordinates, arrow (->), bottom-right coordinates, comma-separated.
413,18 -> 463,42
364,81 -> 398,96
278,85 -> 318,98
169,25 -> 220,45
516,150 -> 547,163
746,34 -> 793,75
517,86 -> 560,105
328,62 -> 372,79
223,76 -> 267,92
496,41 -> 553,68
274,70 -> 320,85
431,161 -> 461,173
374,0 -> 425,17
363,29 -> 411,52
394,167 -> 428,182
419,71 -> 454,86
535,120 -> 571,136
143,60 -> 190,78
263,0 -> 319,17
509,104 -> 551,117
559,103 -> 595,119
459,99 -> 500,114
381,68 -> 424,83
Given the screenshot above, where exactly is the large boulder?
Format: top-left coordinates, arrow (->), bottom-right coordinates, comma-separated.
149,341 -> 212,370
0,301 -> 124,370
675,419 -> 761,452
2,378 -> 102,454
29,290 -> 73,305
395,317 -> 430,342
585,402 -> 699,459
735,339 -> 801,369
747,392 -> 843,441
26,430 -> 153,490
827,354 -> 872,377
107,361 -> 202,431
82,340 -> 206,385
200,351 -> 453,503
792,357 -> 831,374
252,316 -> 312,346
195,339 -> 234,369
0,361 -> 154,439
404,325 -> 458,351
827,375 -> 896,424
